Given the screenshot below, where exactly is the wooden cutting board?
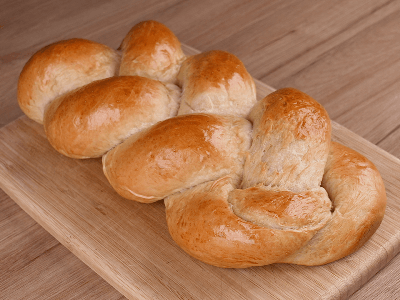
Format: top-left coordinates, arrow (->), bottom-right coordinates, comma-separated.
1,45 -> 400,300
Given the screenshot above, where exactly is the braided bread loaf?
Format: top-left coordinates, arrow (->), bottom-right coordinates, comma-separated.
17,20 -> 386,268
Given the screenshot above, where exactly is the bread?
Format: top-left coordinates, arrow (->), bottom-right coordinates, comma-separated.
103,114 -> 252,202
162,89 -> 385,267
18,21 -> 256,159
242,87 -> 331,192
177,50 -> 257,118
17,20 -> 386,268
103,87 -> 385,267
44,76 -> 180,158
282,141 -> 387,265
18,38 -> 120,124
165,180 -> 332,268
119,20 -> 185,84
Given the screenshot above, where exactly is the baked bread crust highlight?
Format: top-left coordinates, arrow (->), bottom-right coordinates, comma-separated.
119,20 -> 185,84
177,50 -> 257,118
18,38 -> 120,124
44,76 -> 180,158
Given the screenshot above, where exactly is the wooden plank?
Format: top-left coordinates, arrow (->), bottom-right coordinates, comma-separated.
0,189 -> 126,300
350,249 -> 400,299
0,60 -> 399,298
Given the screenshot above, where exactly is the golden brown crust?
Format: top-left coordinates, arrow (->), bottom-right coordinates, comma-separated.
242,88 -> 331,192
281,141 -> 387,265
165,140 -> 386,268
249,88 -> 331,142
119,20 -> 185,83
228,187 -> 331,230
16,21 -> 387,268
44,76 -> 180,158
18,38 -> 120,124
103,114 -> 252,202
161,88 -> 386,268
177,50 -> 257,118
165,179 -> 330,268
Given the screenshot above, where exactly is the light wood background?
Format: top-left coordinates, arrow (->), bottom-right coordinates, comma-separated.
1,0 -> 400,299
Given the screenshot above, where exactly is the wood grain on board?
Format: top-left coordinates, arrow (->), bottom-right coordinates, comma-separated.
0,187 -> 125,300
1,69 -> 400,299
1,0 -> 400,299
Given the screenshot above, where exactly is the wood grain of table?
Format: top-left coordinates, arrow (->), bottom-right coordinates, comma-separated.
1,0 -> 400,299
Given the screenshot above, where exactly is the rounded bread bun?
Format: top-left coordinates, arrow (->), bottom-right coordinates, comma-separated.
18,38 -> 120,124
176,50 -> 257,118
103,113 -> 252,202
44,76 -> 180,158
242,88 -> 331,192
118,20 -> 185,84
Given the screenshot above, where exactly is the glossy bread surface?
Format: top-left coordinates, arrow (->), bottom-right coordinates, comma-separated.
165,179 -> 331,268
177,50 -> 257,118
103,114 -> 252,202
18,38 -> 120,124
119,20 -> 185,83
44,76 -> 180,158
282,141 -> 387,265
242,87 -> 332,192
162,88 -> 385,267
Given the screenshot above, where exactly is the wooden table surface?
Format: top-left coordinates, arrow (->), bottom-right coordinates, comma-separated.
1,0 -> 400,299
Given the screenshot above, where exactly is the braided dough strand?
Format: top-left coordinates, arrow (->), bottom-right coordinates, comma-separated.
119,20 -> 186,84
282,141 -> 387,265
17,38 -> 120,124
163,88 -> 335,267
165,179 -> 332,268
